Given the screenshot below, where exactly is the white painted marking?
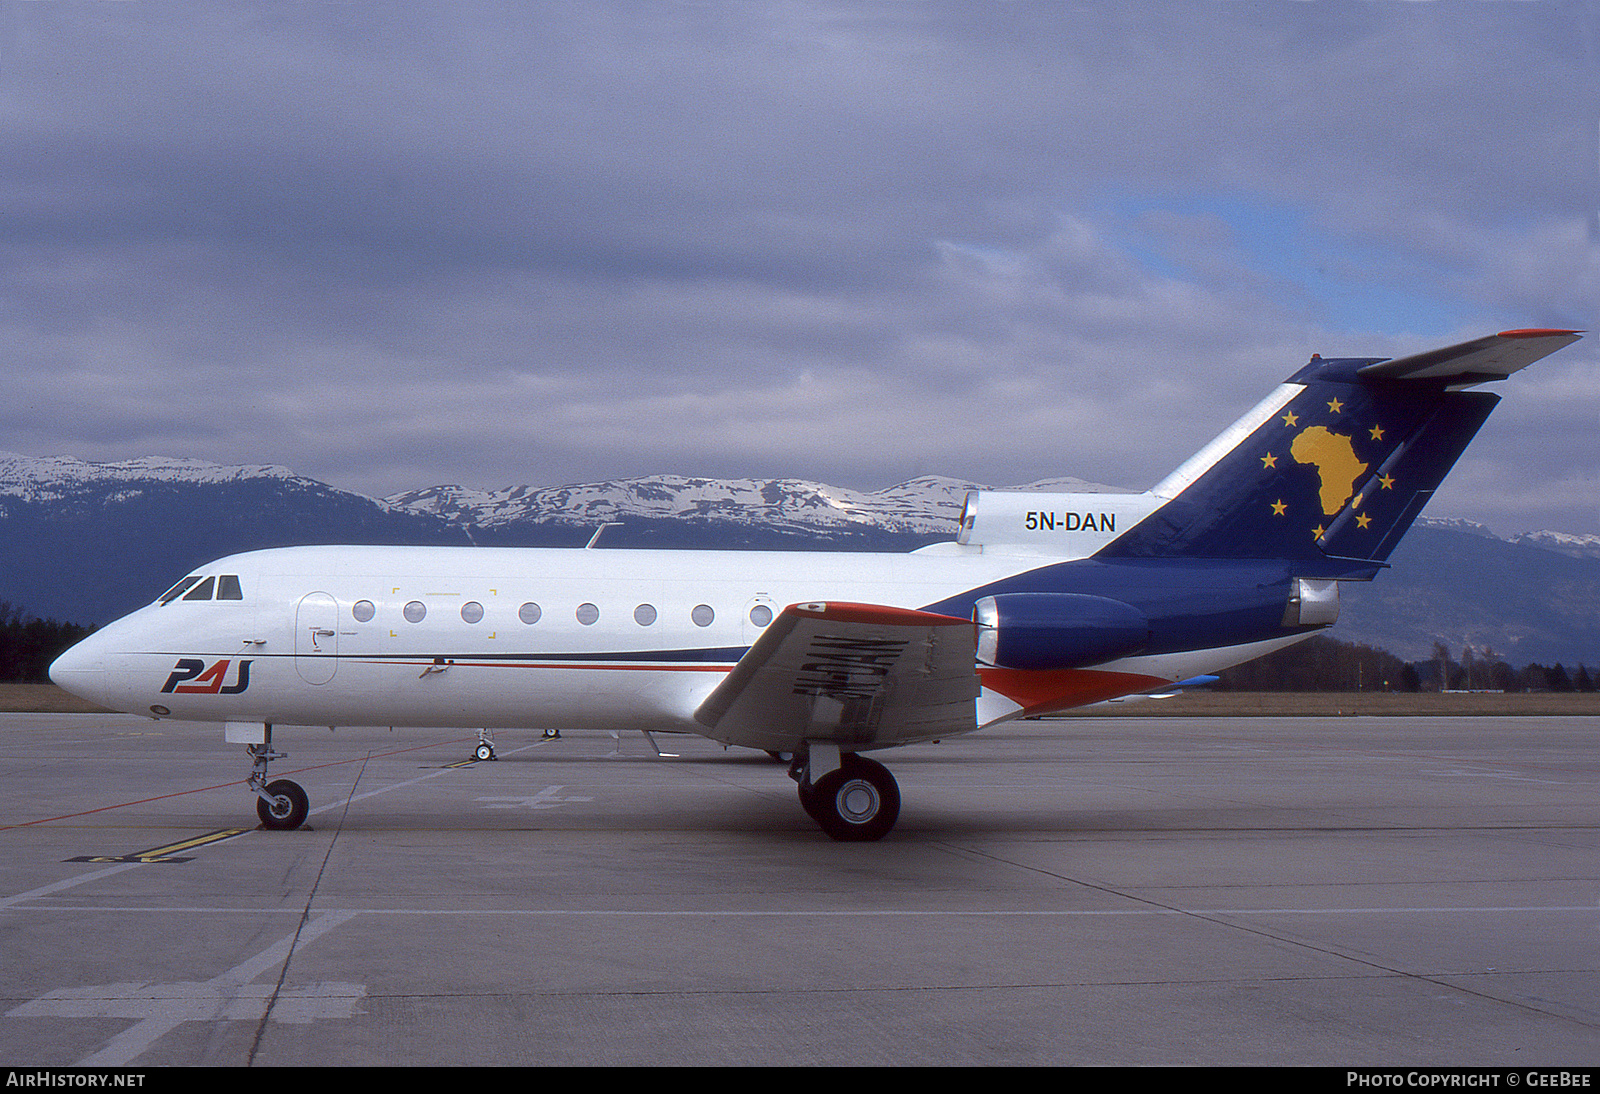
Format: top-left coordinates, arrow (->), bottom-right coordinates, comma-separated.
26,903 -> 1600,919
306,741 -> 544,817
0,862 -> 142,911
8,909 -> 363,1066
1417,766 -> 1565,785
475,785 -> 593,810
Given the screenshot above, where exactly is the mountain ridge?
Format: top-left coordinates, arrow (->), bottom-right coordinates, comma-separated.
2,452 -> 1596,666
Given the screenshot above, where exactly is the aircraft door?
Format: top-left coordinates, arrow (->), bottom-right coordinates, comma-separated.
295,592 -> 339,684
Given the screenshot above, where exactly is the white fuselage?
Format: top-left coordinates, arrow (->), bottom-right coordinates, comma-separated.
50,541 -> 1296,737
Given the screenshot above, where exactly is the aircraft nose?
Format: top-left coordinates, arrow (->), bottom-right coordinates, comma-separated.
49,632 -> 109,704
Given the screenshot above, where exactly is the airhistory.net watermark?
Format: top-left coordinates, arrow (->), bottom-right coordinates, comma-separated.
5,1074 -> 146,1088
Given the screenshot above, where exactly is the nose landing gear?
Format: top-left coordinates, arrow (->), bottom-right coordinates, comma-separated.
244,724 -> 309,831
474,729 -> 497,762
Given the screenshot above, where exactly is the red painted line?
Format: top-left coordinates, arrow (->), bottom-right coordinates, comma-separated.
0,735 -> 473,831
356,659 -> 735,673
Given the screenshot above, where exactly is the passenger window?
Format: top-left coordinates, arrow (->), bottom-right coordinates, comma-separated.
404,601 -> 426,623
749,604 -> 773,627
461,601 -> 484,624
519,602 -> 542,625
692,604 -> 714,627
159,577 -> 201,605
634,604 -> 657,626
182,576 -> 216,601
576,603 -> 600,626
217,575 -> 243,600
352,600 -> 376,623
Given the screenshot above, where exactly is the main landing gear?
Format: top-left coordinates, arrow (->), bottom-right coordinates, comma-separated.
244,723 -> 308,831
790,750 -> 901,842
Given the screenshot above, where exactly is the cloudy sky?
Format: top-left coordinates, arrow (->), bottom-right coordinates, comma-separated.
2,2 -> 1596,534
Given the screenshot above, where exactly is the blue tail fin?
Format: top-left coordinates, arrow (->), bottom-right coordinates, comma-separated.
1100,329 -> 1581,568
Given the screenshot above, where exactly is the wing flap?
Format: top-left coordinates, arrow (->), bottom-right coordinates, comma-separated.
694,601 -> 980,752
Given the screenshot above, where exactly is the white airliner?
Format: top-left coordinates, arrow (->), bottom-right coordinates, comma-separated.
49,329 -> 1583,840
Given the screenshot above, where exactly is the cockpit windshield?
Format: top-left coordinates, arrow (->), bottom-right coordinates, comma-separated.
158,576 -> 201,605
183,576 -> 216,601
157,574 -> 244,605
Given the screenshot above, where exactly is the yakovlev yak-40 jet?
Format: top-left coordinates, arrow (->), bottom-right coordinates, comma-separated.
51,329 -> 1583,840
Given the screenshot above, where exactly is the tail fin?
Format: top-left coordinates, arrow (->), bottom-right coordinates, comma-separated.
1100,329 -> 1582,567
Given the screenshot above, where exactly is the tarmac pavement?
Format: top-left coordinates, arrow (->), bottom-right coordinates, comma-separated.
2,711 -> 1597,1066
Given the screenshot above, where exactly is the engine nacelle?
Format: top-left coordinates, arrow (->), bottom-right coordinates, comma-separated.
1283,577 -> 1340,627
973,592 -> 1151,670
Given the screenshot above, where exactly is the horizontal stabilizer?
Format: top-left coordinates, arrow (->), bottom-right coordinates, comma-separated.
694,601 -> 980,752
1359,329 -> 1581,385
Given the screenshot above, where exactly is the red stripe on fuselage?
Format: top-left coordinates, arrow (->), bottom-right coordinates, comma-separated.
358,659 -> 735,673
355,658 -> 1164,718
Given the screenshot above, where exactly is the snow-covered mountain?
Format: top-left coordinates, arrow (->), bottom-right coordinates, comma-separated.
1,452 -> 1596,666
0,453 -> 469,625
1512,528 -> 1600,560
384,473 -> 1123,540
6,451 -> 1589,558
387,474 -> 978,537
0,453 -> 305,509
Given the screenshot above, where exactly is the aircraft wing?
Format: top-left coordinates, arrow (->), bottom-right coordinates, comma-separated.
1358,328 -> 1581,385
693,601 -> 981,753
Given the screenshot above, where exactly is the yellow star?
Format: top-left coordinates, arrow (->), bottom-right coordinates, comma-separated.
1271,499 -> 1287,516
1369,424 -> 1384,441
1312,525 -> 1325,540
1356,512 -> 1372,529
1379,473 -> 1395,490
1261,452 -> 1277,469
1282,411 -> 1299,427
1327,397 -> 1344,414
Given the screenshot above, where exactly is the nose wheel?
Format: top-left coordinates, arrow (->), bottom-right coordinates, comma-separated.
256,778 -> 309,830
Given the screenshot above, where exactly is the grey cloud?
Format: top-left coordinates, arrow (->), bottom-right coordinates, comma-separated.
1,2 -> 1595,532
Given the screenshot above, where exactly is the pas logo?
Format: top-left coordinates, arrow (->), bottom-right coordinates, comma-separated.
161,658 -> 252,695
